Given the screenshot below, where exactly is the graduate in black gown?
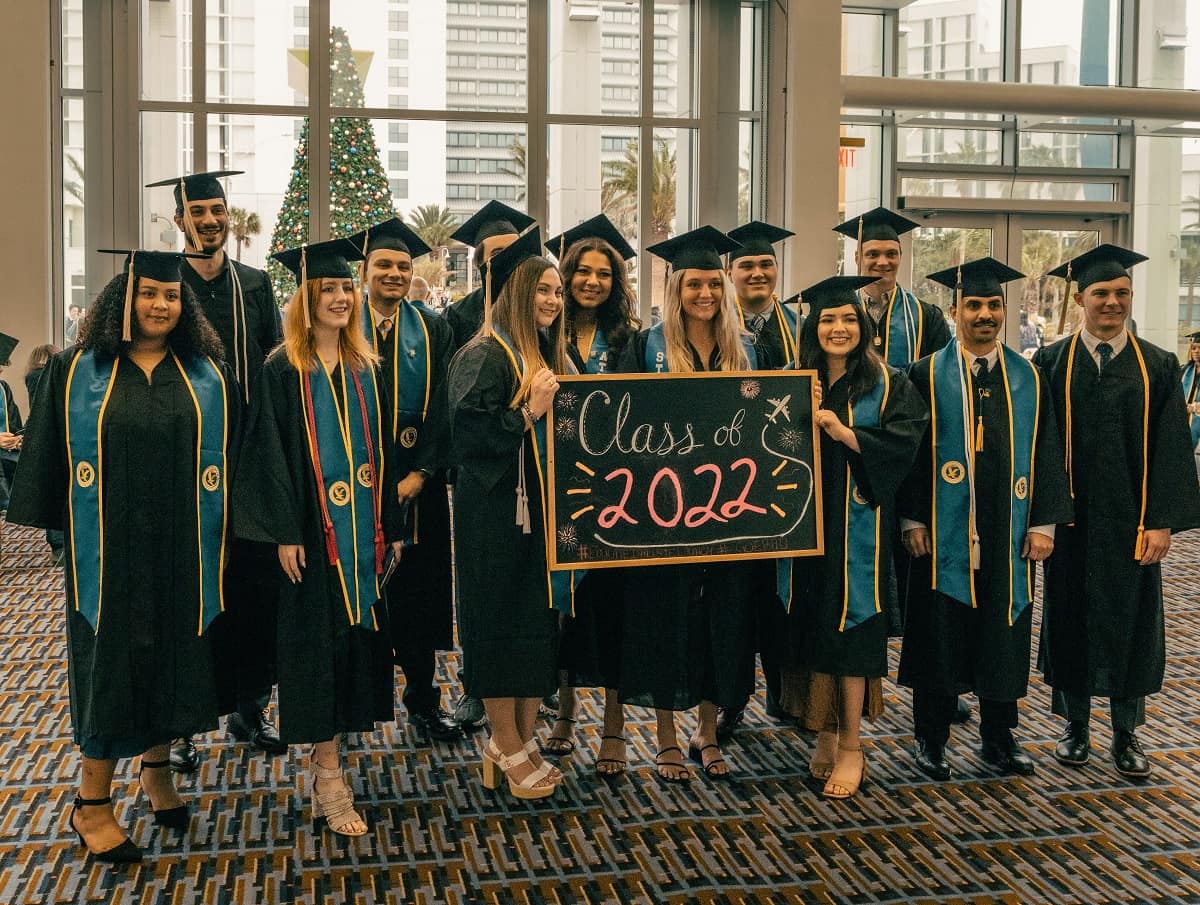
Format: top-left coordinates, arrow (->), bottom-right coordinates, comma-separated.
1181,329 -> 1200,475
776,277 -> 926,799
898,259 -> 1072,781
8,250 -> 239,862
346,218 -> 462,744
542,214 -> 641,773
615,226 -> 758,783
235,239 -> 405,837
1033,246 -> 1200,778
0,332 -> 24,509
447,228 -> 569,800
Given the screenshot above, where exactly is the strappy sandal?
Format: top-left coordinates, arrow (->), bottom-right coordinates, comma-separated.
139,757 -> 189,829
310,751 -> 368,837
654,745 -> 692,784
688,742 -> 731,779
543,717 -> 577,756
596,735 -> 627,777
481,743 -> 558,800
70,795 -> 142,863
809,730 -> 838,781
823,745 -> 868,800
522,739 -> 563,782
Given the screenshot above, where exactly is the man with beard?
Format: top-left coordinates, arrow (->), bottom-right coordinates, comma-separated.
347,218 -> 462,743
146,171 -> 284,771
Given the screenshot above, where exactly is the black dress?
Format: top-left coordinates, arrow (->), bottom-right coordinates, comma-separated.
612,330 -> 758,712
7,349 -> 241,757
447,335 -> 559,699
785,366 -> 926,679
233,350 -> 403,744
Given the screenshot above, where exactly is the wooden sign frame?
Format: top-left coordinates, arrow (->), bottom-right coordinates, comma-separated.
546,370 -> 824,570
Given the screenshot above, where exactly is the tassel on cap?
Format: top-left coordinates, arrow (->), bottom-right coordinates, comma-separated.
179,179 -> 202,250
121,251 -> 136,342
482,264 -> 494,337
301,247 -> 311,329
1056,261 -> 1073,337
793,293 -> 803,369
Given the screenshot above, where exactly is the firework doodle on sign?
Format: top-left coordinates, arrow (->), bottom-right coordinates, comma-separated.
557,524 -> 580,552
555,391 -> 579,412
556,417 -> 577,441
740,379 -> 761,400
779,427 -> 805,452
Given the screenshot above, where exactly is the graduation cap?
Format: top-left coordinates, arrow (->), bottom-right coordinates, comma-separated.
145,171 -> 243,249
0,332 -> 17,366
833,206 -> 919,246
926,257 -> 1025,301
545,213 -> 636,262
781,293 -> 800,308
270,238 -> 365,329
98,249 -> 212,342
647,225 -> 742,272
450,201 -> 536,250
481,227 -> 546,336
727,221 -> 794,263
347,217 -> 432,262
799,276 -> 878,314
1182,327 -> 1200,343
1047,244 -> 1148,292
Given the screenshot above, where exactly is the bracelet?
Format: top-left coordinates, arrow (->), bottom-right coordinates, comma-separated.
520,402 -> 536,427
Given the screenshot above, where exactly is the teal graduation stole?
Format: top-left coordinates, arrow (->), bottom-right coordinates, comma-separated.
860,285 -> 923,367
776,364 -> 888,630
643,323 -> 758,372
362,300 -> 430,457
65,350 -> 229,635
0,380 -> 7,432
737,296 -> 801,366
491,327 -> 581,615
582,327 -> 612,375
930,342 -> 1039,623
1183,362 -> 1200,450
301,358 -> 385,628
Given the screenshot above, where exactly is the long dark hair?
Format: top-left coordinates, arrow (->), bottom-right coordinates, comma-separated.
798,297 -> 884,404
560,238 -> 640,359
25,343 -> 60,375
76,272 -> 224,360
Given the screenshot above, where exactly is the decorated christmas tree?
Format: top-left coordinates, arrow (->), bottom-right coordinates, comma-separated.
267,26 -> 396,301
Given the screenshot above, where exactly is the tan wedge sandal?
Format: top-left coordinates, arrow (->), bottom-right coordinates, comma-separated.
310,750 -> 368,837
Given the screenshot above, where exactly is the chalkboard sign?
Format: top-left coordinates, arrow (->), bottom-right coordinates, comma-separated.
546,371 -> 824,569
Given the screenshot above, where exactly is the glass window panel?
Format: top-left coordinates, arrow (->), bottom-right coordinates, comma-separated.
333,0 -> 527,112
62,0 -> 84,91
1020,0 -> 1119,87
738,120 -> 759,223
842,13 -> 885,78
142,0 -> 193,101
548,1 -> 638,116
740,4 -> 764,110
140,112 -> 194,252
899,0 -> 1003,81
639,128 -> 696,320
548,124 -> 639,252
205,1 -> 304,106
899,176 -> 1117,201
897,127 -> 1003,165
1020,131 -> 1118,168
655,1 -> 696,118
1138,0 -> 1200,90
838,124 -> 884,272
910,226 -> 994,317
1019,228 -> 1100,345
62,95 -> 85,319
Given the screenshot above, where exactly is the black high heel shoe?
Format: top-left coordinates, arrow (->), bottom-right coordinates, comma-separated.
139,758 -> 189,830
70,795 -> 142,863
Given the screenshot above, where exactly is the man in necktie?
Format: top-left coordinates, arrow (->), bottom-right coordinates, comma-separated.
899,258 -> 1072,780
1034,245 -> 1200,778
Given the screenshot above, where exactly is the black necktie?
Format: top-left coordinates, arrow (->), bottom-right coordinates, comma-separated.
747,313 -> 767,337
974,358 -> 990,379
1097,342 -> 1113,373
379,317 -> 393,340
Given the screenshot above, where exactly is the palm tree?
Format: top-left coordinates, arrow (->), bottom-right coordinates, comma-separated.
500,140 -> 528,203
602,137 -> 677,302
64,153 -> 84,205
1182,196 -> 1200,232
407,204 -> 458,250
228,206 -> 261,261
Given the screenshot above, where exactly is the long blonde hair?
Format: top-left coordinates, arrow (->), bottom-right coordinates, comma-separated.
661,268 -> 750,372
486,255 -> 568,405
283,277 -> 380,373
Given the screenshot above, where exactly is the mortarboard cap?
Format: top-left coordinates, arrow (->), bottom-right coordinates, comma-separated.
800,276 -> 877,314
270,238 -> 365,283
146,170 -> 243,249
833,206 -> 919,245
347,217 -> 432,261
481,226 -> 548,336
98,249 -> 212,342
450,201 -> 535,248
781,293 -> 800,308
727,221 -> 794,263
546,214 -> 636,262
1047,244 -> 1148,292
0,332 -> 17,366
1181,327 -> 1200,342
926,257 -> 1025,300
647,225 -> 742,272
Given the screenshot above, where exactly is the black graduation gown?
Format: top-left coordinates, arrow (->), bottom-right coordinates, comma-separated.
868,294 -> 951,365
1032,336 -> 1200,699
785,366 -> 926,678
610,330 -> 758,711
0,378 -> 22,497
447,335 -> 559,699
898,356 -> 1073,701
743,302 -> 799,371
445,287 -> 485,352
233,350 -> 404,744
7,349 -> 241,754
372,307 -> 456,659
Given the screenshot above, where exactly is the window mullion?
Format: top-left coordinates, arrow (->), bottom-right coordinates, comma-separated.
310,0 -> 331,241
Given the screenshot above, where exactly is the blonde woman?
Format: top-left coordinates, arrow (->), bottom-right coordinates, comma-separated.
615,226 -> 758,783
448,228 -> 570,800
235,238 -> 405,837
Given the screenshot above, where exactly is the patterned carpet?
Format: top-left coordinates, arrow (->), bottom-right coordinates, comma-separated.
2,520 -> 1199,905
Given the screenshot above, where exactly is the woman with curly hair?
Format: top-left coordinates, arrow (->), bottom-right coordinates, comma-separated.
542,215 -> 640,774
234,238 -> 406,837
8,250 -> 240,862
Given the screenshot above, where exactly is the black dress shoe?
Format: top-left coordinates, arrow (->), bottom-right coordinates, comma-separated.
453,694 -> 487,731
409,706 -> 465,742
169,737 -> 201,774
1053,720 -> 1090,767
715,705 -> 746,743
952,696 -> 973,724
1111,730 -> 1151,778
913,737 -> 952,780
228,710 -> 287,755
980,734 -> 1036,776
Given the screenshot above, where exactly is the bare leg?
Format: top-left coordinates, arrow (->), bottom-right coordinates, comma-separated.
139,742 -> 184,811
597,689 -> 626,775
312,737 -> 366,835
654,709 -> 690,781
825,676 -> 867,797
546,678 -> 577,754
690,700 -> 730,776
73,757 -> 128,853
484,697 -> 546,786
